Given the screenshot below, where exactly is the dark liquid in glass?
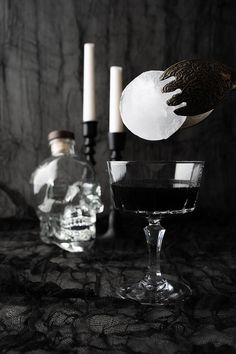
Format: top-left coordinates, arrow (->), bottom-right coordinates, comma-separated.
111,180 -> 199,213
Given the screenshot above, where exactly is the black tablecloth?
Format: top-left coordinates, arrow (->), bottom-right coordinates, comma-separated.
0,213 -> 235,354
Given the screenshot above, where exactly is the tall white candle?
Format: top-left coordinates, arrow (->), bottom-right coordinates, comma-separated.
109,66 -> 124,132
83,43 -> 96,121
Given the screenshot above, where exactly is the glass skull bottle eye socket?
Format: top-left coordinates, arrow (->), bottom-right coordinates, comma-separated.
30,130 -> 104,252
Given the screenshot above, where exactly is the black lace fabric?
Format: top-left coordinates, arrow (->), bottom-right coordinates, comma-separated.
0,214 -> 235,354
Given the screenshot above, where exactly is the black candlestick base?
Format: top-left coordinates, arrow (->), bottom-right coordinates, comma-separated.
102,132 -> 126,239
83,121 -> 98,166
101,208 -> 124,240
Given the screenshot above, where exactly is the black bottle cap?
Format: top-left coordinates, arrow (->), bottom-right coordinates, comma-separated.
48,130 -> 75,142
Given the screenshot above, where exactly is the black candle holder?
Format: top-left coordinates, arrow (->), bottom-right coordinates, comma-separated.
83,121 -> 98,166
103,131 -> 126,239
108,132 -> 126,161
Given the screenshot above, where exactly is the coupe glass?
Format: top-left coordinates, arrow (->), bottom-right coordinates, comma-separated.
107,161 -> 204,305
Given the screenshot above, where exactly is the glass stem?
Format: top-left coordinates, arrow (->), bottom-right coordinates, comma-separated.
144,218 -> 165,284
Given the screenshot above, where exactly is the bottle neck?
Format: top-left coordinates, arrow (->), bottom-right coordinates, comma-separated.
50,138 -> 75,156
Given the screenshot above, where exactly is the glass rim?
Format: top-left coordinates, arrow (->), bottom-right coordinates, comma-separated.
107,160 -> 205,165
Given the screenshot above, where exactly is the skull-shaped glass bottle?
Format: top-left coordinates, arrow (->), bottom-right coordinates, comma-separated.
30,130 -> 104,252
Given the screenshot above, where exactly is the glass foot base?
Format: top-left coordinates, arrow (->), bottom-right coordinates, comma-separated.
116,277 -> 191,306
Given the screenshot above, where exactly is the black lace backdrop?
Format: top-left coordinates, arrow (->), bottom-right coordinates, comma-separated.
0,213 -> 235,353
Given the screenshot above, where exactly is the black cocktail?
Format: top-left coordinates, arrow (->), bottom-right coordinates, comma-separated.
107,161 -> 204,305
111,181 -> 199,214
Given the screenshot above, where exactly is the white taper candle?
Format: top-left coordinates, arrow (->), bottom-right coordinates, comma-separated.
109,66 -> 124,132
83,43 -> 96,121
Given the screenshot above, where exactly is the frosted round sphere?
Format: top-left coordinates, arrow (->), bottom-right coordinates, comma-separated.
120,71 -> 187,141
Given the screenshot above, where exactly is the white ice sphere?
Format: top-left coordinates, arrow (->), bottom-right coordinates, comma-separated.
120,71 -> 187,141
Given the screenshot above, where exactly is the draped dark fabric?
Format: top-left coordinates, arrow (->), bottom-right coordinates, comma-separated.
0,214 -> 235,353
0,0 -> 236,215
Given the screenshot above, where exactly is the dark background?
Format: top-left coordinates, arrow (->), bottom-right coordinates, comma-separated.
0,0 -> 236,218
